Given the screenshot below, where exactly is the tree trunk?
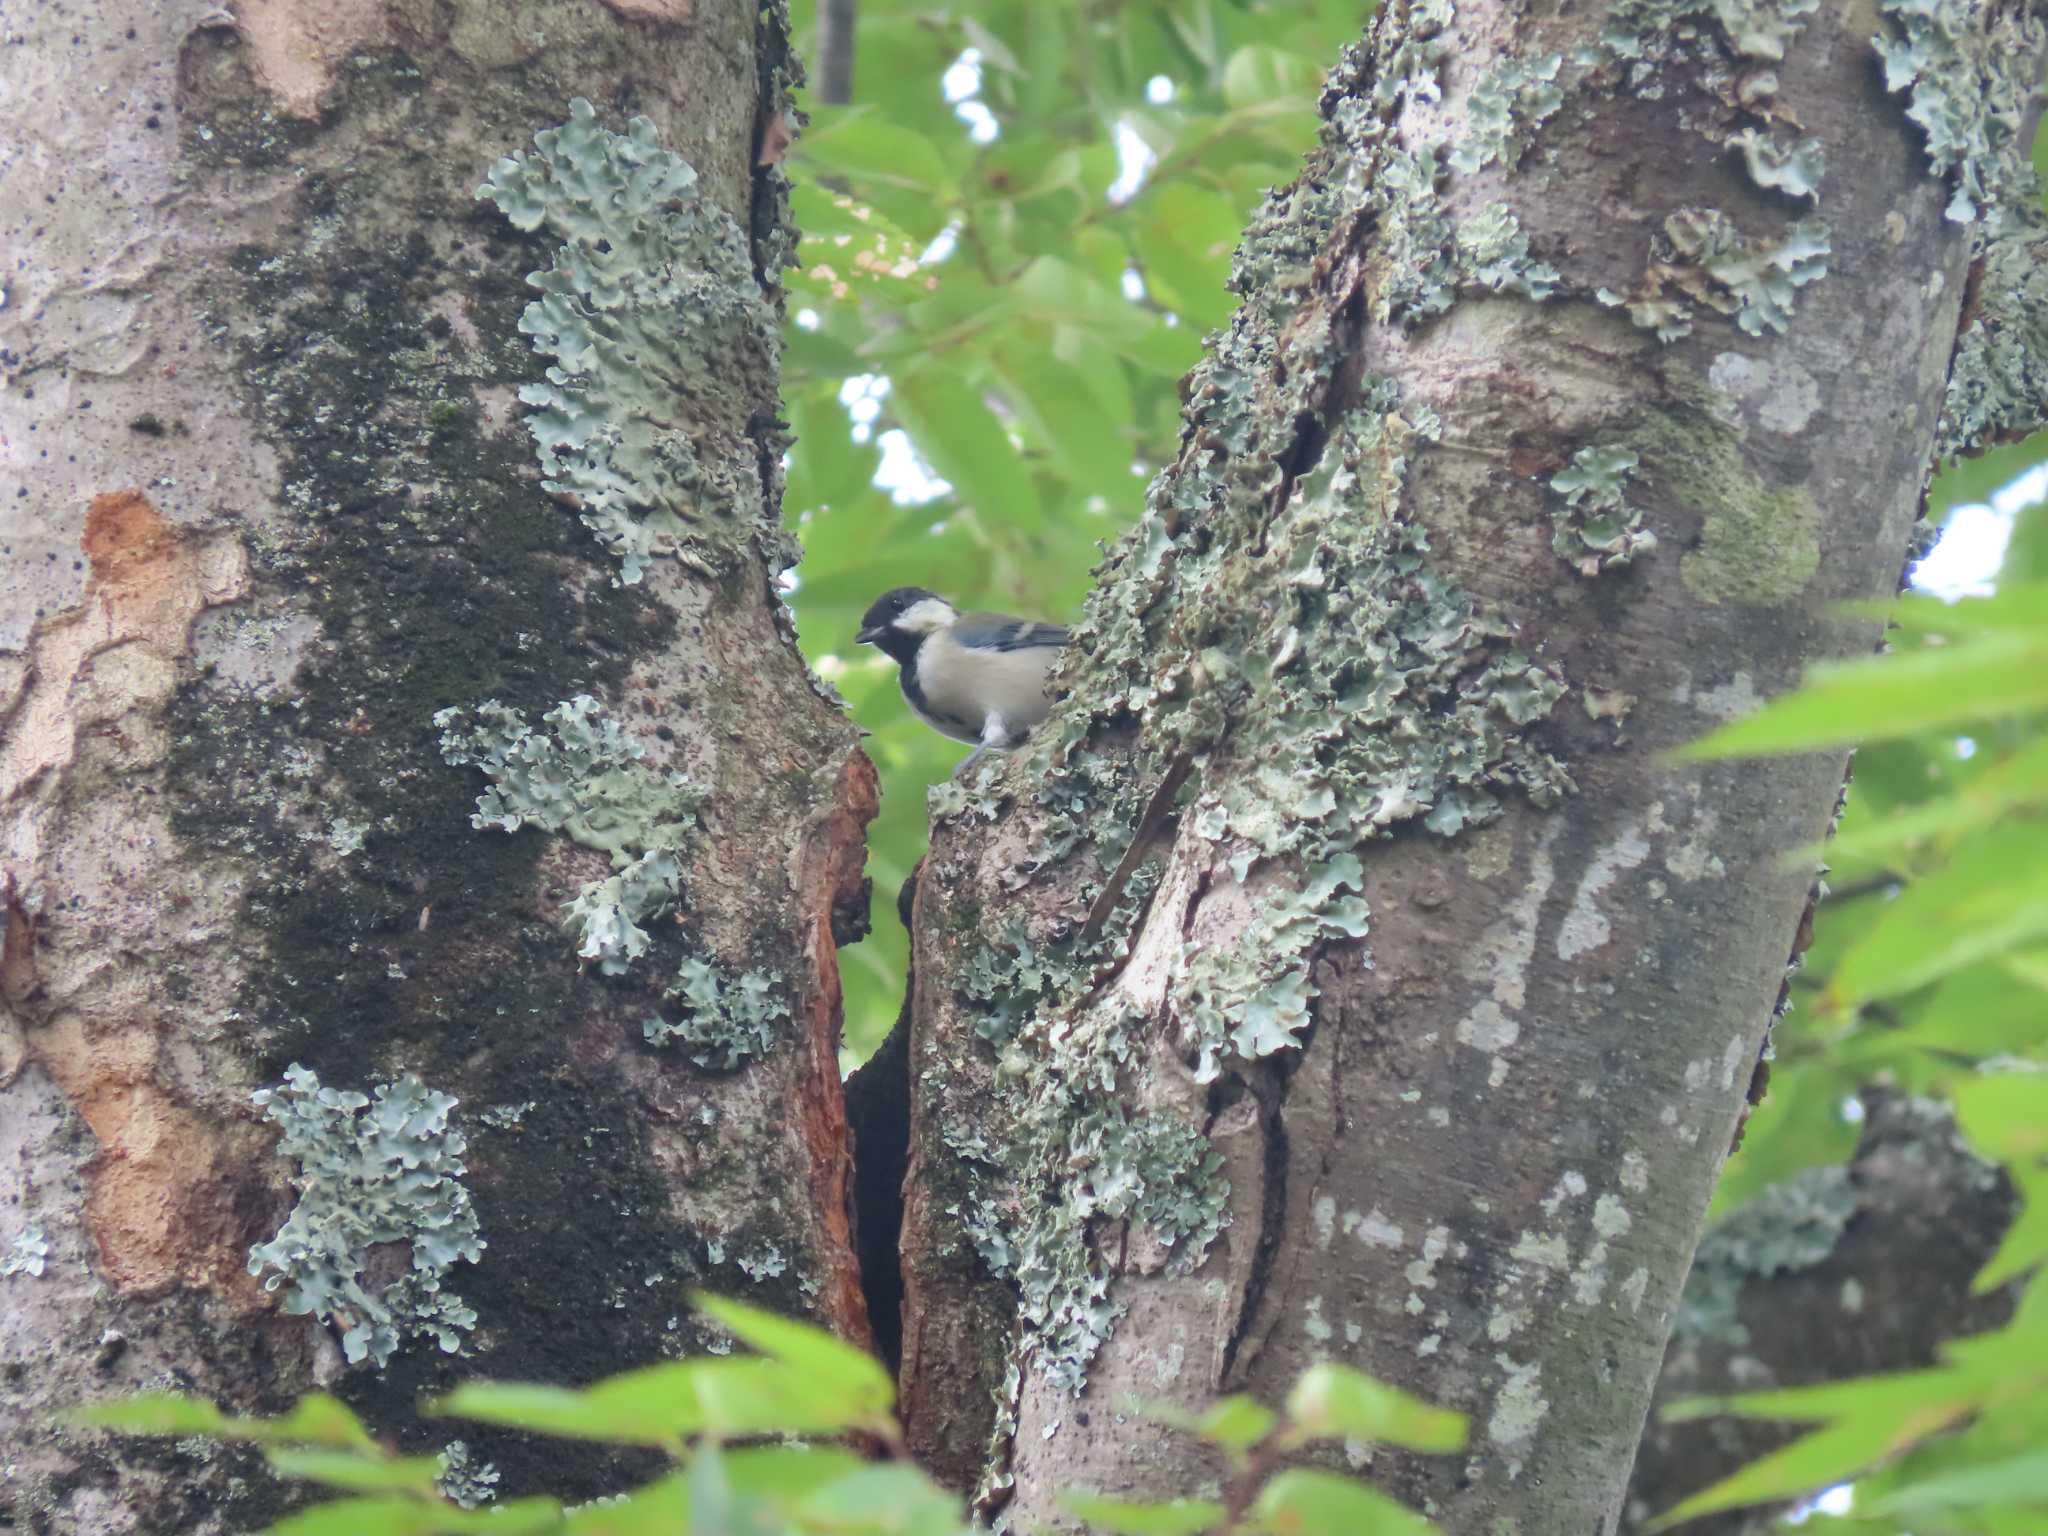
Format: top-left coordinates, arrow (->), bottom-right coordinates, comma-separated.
0,1 -> 872,1528
893,1 -> 2045,1530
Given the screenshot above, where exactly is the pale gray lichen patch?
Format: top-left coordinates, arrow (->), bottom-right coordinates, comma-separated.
1732,129 -> 1824,200
1873,0 -> 2046,225
1673,1164 -> 1854,1344
436,695 -> 703,975
1938,212 -> 2048,454
2,1225 -> 49,1278
1487,1354 -> 1550,1451
955,1045 -> 1230,1393
1449,54 -> 1565,176
644,959 -> 788,1070
436,1441 -> 500,1509
1547,445 -> 1657,575
1657,210 -> 1831,338
477,98 -> 779,583
1599,0 -> 1819,68
947,867 -> 1229,1394
247,1065 -> 484,1368
1556,820 -> 1650,959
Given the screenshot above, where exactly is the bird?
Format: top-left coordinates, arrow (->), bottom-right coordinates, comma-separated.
855,587 -> 1069,765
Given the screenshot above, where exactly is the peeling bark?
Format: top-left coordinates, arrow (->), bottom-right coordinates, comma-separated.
0,1 -> 867,1528
893,2 -> 2045,1531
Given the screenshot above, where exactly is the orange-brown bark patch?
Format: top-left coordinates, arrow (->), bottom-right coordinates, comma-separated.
28,1011 -> 268,1300
792,749 -> 880,1348
3,490 -> 252,1298
1,490 -> 246,804
229,0 -> 394,118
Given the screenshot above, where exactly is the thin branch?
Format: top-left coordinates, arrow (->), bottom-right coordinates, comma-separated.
817,0 -> 857,105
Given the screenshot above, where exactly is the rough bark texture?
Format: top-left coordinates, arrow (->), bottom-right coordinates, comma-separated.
894,1 -> 2044,1531
0,2 -> 872,1530
1624,1094 -> 2018,1534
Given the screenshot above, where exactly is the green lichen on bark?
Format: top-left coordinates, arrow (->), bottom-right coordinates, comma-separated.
248,1066 -> 485,1368
1598,0 -> 1818,68
1234,0 -> 1558,330
1449,53 -> 1564,175
1940,216 -> 2048,453
923,18 -> 1579,1409
477,99 -> 780,583
1672,1165 -> 1855,1345
1870,0 -> 2048,451
1874,0 -> 2044,225
940,864 -> 1231,1398
1601,211 -> 1830,342
1632,402 -> 1820,605
1549,444 -> 1658,575
1586,0 -> 1833,341
436,696 -> 704,976
643,959 -> 788,1070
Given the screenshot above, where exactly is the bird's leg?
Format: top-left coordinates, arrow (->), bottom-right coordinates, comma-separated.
953,712 -> 1016,778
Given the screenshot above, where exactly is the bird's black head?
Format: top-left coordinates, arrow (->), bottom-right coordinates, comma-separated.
857,586 -> 953,665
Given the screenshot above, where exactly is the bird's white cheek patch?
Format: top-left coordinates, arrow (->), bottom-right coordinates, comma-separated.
900,597 -> 958,633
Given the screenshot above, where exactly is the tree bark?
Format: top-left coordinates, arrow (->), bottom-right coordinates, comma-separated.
894,1 -> 2045,1531
0,2 -> 870,1529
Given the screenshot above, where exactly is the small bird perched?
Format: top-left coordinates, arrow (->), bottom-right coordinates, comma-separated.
856,587 -> 1068,763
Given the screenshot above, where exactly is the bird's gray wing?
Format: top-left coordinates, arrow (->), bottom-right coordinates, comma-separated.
951,613 -> 1069,652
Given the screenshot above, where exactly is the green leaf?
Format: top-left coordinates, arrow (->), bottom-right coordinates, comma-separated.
1850,582 -> 2048,634
262,1449 -> 442,1496
723,1443 -> 869,1498
795,111 -> 958,240
889,368 -> 1041,530
1248,1469 -> 1438,1535
1133,182 -> 1242,331
1061,1491 -> 1228,1535
1678,628 -> 2048,760
1928,430 -> 2048,530
989,343 -> 1135,495
1974,1165 -> 2048,1293
1283,1364 -> 1467,1452
1220,46 -> 1321,111
264,1496 -> 561,1536
691,1292 -> 895,1419
1823,822 -> 2048,1012
799,110 -> 954,197
790,1463 -> 970,1535
1012,257 -> 1203,378
1864,1449 -> 2048,1516
76,1392 -> 375,1450
1194,1395 -> 1279,1453
558,1473 -> 687,1534
1646,1398 -> 1977,1530
1662,1365 -> 1972,1427
429,1356 -> 874,1445
1794,733 -> 2048,867
1954,1073 -> 2048,1162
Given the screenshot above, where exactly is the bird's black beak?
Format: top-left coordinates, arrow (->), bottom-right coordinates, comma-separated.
855,625 -> 885,646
